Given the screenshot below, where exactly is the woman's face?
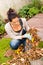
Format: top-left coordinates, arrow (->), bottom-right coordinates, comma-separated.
12,17 -> 20,24
11,17 -> 22,31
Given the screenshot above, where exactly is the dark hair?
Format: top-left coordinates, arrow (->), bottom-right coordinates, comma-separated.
7,8 -> 19,21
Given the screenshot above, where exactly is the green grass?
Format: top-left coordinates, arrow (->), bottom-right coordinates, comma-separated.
0,38 -> 11,64
38,41 -> 43,48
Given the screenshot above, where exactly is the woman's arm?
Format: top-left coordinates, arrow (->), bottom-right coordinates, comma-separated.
25,21 -> 30,31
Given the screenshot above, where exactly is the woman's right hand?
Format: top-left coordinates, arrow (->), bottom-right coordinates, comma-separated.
23,33 -> 32,40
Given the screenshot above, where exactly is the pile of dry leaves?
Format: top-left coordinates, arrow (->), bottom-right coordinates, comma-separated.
5,48 -> 43,65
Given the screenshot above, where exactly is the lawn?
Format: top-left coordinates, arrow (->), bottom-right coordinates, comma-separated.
0,38 -> 11,64
38,41 -> 43,48
0,38 -> 43,64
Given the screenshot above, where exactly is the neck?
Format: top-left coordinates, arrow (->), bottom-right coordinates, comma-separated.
10,22 -> 22,32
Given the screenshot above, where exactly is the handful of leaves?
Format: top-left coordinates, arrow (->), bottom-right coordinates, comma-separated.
26,28 -> 40,48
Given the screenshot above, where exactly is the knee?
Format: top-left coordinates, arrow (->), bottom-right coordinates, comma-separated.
10,39 -> 20,50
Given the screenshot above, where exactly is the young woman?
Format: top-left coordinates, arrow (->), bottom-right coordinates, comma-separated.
5,8 -> 31,51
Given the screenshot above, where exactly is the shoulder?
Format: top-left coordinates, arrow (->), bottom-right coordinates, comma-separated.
5,22 -> 10,30
21,18 -> 26,22
20,18 -> 27,25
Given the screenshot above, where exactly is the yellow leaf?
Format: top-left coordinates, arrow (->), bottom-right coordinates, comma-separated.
32,37 -> 34,43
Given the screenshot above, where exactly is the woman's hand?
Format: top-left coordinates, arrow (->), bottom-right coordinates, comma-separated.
23,33 -> 32,40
